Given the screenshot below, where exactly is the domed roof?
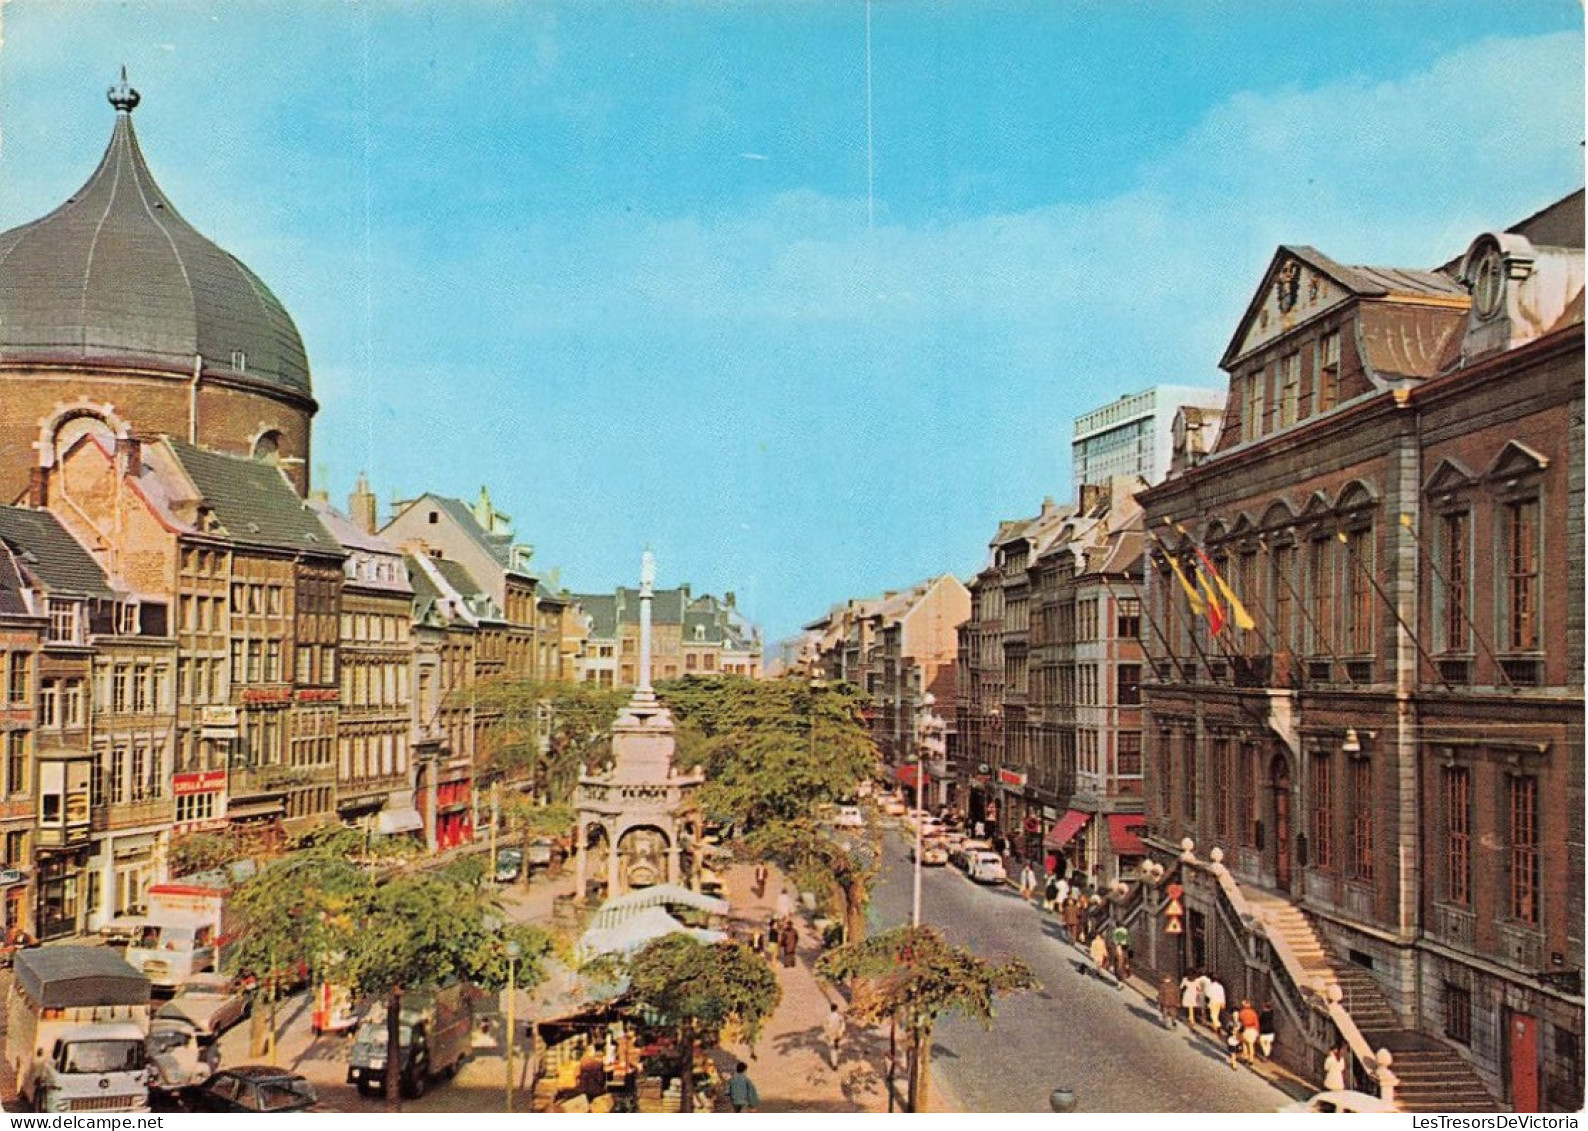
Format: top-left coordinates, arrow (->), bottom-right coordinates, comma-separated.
0,73 -> 310,397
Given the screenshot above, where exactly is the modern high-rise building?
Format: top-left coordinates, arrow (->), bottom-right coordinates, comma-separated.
1071,385 -> 1226,490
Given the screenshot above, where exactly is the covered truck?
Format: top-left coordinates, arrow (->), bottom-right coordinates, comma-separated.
346,982 -> 473,1099
6,946 -> 151,1112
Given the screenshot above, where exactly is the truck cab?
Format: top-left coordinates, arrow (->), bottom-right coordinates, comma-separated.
125,918 -> 217,992
346,983 -> 473,1099
7,947 -> 152,1112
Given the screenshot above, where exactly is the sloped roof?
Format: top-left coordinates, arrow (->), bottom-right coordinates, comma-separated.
577,594 -> 618,638
0,505 -> 115,599
0,78 -> 309,397
406,554 -> 444,622
0,545 -> 32,617
164,440 -> 341,557
431,495 -> 517,570
432,556 -> 487,600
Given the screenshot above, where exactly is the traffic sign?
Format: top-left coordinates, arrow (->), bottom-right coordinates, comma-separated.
1165,917 -> 1183,935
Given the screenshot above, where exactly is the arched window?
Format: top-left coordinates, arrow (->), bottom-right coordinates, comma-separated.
252,431 -> 283,463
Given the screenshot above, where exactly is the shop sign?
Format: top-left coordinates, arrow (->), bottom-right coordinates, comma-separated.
242,688 -> 292,706
0,868 -> 25,886
997,768 -> 1027,789
174,770 -> 227,795
296,688 -> 340,703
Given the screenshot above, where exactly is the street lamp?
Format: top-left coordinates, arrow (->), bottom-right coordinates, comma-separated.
504,939 -> 522,1112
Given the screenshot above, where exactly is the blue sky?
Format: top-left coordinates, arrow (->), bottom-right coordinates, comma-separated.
0,2 -> 1581,646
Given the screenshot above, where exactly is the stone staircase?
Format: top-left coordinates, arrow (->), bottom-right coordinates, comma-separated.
1244,889 -> 1498,1113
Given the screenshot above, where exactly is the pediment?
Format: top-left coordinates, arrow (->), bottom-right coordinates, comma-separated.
1260,499 -> 1297,530
1335,479 -> 1380,513
1297,490 -> 1335,522
1222,247 -> 1368,367
1423,458 -> 1478,497
1484,440 -> 1549,483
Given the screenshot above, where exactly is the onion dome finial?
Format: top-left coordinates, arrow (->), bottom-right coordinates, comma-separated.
108,66 -> 140,113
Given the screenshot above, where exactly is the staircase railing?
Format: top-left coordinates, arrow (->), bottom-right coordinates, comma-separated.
1189,853 -> 1383,1095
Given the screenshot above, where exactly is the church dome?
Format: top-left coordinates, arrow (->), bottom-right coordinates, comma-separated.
0,73 -> 310,397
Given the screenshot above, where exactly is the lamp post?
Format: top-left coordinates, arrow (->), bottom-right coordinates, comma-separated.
504,939 -> 522,1112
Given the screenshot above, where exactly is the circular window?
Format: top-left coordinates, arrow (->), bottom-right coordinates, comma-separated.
1472,247 -> 1504,320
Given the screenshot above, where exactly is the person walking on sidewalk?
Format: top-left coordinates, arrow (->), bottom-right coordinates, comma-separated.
1043,873 -> 1060,912
821,1002 -> 847,1070
1237,999 -> 1260,1062
753,862 -> 768,899
1157,975 -> 1180,1028
1089,931 -> 1111,980
1258,1000 -> 1277,1060
1204,973 -> 1227,1033
1180,971 -> 1201,1027
1019,861 -> 1037,900
778,920 -> 798,968
727,1062 -> 760,1112
1110,923 -> 1132,981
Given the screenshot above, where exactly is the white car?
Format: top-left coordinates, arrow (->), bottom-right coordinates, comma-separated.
879,795 -> 907,817
1278,1090 -> 1399,1114
154,972 -> 252,1039
834,805 -> 865,829
967,851 -> 1007,884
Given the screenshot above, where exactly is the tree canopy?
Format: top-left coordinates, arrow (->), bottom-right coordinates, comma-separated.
625,934 -> 782,1114
657,675 -> 877,832
818,925 -> 1038,1112
470,678 -> 628,801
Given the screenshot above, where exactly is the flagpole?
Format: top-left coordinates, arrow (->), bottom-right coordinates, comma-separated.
1105,572 -> 1191,686
1394,513 -> 1516,691
1143,527 -> 1232,682
1255,533 -> 1346,682
1336,530 -> 1452,692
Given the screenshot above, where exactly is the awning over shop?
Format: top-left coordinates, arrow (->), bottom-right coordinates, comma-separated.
895,763 -> 925,788
1043,810 -> 1091,850
577,905 -> 728,962
590,884 -> 729,930
376,806 -> 425,835
1107,815 -> 1147,857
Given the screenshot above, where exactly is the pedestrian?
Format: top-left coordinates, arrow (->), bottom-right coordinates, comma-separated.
1157,974 -> 1179,1028
776,889 -> 794,920
1110,923 -> 1132,981
577,1045 -> 607,1103
1043,873 -> 1060,912
1322,1043 -> 1348,1110
1205,974 -> 1227,1033
1258,1000 -> 1277,1060
973,819 -> 986,839
1055,874 -> 1071,906
779,920 -> 798,968
1089,930 -> 1110,979
753,862 -> 768,898
1238,999 -> 1260,1062
727,1062 -> 760,1112
1180,971 -> 1201,1027
1224,1014 -> 1243,1070
1020,861 -> 1037,900
821,1002 -> 847,1070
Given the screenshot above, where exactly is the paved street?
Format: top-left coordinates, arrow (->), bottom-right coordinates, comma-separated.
869,830 -> 1295,1113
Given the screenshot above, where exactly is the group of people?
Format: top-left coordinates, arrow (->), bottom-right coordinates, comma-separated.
1160,972 -> 1276,1065
748,915 -> 800,969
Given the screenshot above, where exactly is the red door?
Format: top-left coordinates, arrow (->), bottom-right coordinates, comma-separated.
1509,1011 -> 1539,1112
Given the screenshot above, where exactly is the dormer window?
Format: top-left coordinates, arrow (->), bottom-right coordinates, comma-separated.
1470,245 -> 1505,320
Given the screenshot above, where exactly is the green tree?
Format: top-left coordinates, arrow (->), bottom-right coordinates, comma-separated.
227,843 -> 372,1060
625,934 -> 782,1115
817,925 -> 1038,1113
167,831 -> 241,878
342,864 -> 550,1107
745,817 -> 878,943
471,678 -> 628,803
658,676 -> 877,832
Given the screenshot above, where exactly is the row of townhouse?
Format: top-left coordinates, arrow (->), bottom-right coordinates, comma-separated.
572,584 -> 762,688
0,437 -> 584,940
796,575 -> 970,804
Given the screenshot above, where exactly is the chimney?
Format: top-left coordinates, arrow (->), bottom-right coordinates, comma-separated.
725,591 -> 736,608
116,432 -> 142,478
349,472 -> 378,535
27,466 -> 49,508
1079,482 -> 1106,514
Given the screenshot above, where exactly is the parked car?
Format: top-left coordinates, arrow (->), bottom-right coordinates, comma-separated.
879,794 -> 907,817
913,839 -> 949,867
155,972 -> 252,1039
1278,1090 -> 1399,1114
967,851 -> 1008,884
185,1066 -> 319,1112
953,839 -> 993,870
494,847 -> 523,883
834,805 -> 865,829
146,1020 -> 215,1098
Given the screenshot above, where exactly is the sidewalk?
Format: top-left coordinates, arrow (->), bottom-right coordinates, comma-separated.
709,862 -> 964,1114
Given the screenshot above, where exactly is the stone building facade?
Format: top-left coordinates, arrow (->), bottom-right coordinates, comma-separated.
1135,192 -> 1584,1111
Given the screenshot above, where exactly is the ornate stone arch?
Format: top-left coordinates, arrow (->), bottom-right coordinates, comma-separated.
34,399 -> 126,468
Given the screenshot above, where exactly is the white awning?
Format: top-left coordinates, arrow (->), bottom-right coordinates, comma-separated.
589,883 -> 729,929
577,906 -> 727,962
376,806 -> 424,835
